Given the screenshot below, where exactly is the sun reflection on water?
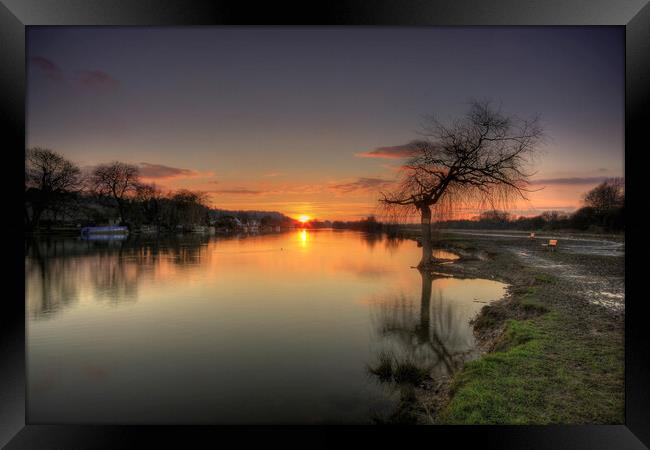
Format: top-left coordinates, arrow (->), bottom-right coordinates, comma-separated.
299,228 -> 309,248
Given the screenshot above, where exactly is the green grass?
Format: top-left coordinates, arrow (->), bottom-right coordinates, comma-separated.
437,310 -> 624,424
518,286 -> 550,315
534,273 -> 555,284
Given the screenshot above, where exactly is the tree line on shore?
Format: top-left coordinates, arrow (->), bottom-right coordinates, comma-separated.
313,175 -> 625,235
435,178 -> 624,232
24,147 -> 294,233
25,147 -> 211,232
26,145 -> 623,235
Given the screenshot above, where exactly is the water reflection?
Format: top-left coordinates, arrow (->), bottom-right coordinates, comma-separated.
370,270 -> 478,380
26,230 -> 505,424
298,228 -> 309,248
26,235 -> 212,318
26,243 -> 79,319
360,232 -> 383,250
384,235 -> 405,255
367,268 -> 505,423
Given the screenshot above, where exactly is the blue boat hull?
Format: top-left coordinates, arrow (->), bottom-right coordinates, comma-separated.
80,226 -> 129,235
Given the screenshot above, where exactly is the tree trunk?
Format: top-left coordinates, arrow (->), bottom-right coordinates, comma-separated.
24,205 -> 33,230
116,198 -> 126,225
30,205 -> 43,231
418,205 -> 433,267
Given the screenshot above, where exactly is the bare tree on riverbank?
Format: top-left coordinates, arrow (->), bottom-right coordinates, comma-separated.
583,177 -> 624,214
25,148 -> 82,229
90,162 -> 140,225
380,100 -> 544,267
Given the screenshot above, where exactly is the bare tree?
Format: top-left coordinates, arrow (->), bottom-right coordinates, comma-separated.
160,189 -> 209,230
25,147 -> 82,229
583,178 -> 624,214
173,189 -> 209,228
133,182 -> 164,226
90,162 -> 140,225
380,100 -> 543,266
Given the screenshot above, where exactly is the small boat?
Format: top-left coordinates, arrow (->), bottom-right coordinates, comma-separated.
81,233 -> 127,241
80,226 -> 129,236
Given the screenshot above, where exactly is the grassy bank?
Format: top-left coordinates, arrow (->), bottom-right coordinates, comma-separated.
395,230 -> 625,424
439,284 -> 623,424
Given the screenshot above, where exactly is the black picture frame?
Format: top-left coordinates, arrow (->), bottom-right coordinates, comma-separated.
1,1 -> 648,448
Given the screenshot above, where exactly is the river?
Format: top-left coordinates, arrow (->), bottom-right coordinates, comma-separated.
26,229 -> 506,424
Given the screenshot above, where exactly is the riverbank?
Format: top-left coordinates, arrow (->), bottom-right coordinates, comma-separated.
396,228 -> 624,424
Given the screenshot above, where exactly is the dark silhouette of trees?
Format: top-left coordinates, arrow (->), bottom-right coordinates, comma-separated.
380,101 -> 543,266
24,149 -> 222,232
90,162 -> 140,225
160,189 -> 209,231
133,183 -> 164,227
575,178 -> 624,230
25,148 -> 82,230
331,216 -> 384,232
478,210 -> 512,227
569,207 -> 597,230
583,178 -> 624,214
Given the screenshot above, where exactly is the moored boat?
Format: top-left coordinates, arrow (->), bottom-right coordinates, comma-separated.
80,226 -> 129,236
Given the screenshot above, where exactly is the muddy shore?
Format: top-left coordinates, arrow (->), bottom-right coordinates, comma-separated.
392,228 -> 625,424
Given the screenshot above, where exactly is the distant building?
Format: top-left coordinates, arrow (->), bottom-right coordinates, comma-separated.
242,219 -> 260,233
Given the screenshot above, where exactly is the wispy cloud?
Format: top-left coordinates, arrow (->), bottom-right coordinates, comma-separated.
211,188 -> 263,195
356,144 -> 416,159
76,70 -> 120,90
530,176 -> 610,186
30,56 -> 64,82
139,163 -> 200,180
263,172 -> 284,177
30,57 -> 121,92
330,177 -> 394,193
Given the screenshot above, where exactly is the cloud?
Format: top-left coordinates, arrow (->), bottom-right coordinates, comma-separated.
138,163 -> 199,179
529,205 -> 578,211
356,144 -> 417,159
30,56 -> 64,81
76,70 -> 120,90
330,177 -> 394,193
211,188 -> 262,195
30,58 -> 121,92
263,172 -> 284,177
530,176 -> 610,186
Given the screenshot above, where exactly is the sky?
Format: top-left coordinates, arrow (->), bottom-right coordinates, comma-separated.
26,27 -> 624,221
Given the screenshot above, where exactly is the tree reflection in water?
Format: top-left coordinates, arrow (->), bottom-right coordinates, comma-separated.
368,268 -> 479,422
25,235 -> 210,318
383,235 -> 406,256
359,232 -> 383,251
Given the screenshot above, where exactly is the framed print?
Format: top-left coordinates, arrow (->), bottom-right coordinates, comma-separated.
1,0 -> 648,448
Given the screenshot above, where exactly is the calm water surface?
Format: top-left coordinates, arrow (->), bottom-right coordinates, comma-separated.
26,229 -> 506,423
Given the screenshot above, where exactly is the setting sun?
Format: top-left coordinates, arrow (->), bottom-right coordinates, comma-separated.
298,215 -> 311,224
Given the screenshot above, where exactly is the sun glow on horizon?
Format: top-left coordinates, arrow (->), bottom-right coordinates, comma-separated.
298,215 -> 311,224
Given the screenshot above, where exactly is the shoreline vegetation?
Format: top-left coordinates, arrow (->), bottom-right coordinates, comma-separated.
368,228 -> 624,425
